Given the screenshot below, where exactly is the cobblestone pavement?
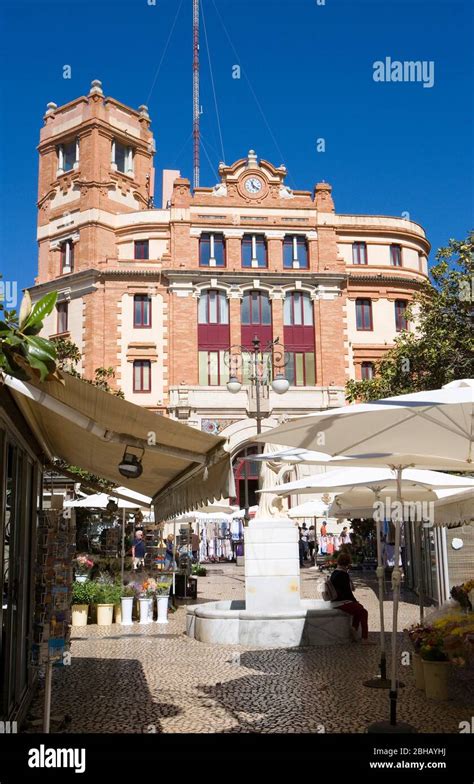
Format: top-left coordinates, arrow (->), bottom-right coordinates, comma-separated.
27,565 -> 473,734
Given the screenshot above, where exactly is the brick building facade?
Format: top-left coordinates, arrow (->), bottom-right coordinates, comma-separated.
31,81 -> 431,499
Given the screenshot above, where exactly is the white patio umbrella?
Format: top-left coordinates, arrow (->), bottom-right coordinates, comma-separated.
287,499 -> 329,518
255,379 -> 474,732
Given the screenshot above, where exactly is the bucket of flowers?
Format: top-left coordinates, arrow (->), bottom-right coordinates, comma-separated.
156,576 -> 173,624
74,554 -> 94,583
136,578 -> 157,624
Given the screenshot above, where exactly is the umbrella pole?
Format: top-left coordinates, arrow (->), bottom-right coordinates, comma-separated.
368,467 -> 415,734
415,522 -> 425,623
121,508 -> 125,587
364,488 -> 390,689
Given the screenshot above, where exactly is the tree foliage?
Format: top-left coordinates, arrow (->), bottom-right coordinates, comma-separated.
0,288 -> 62,383
55,337 -> 124,398
346,233 -> 474,402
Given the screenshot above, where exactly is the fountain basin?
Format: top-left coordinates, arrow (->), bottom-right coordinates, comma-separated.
186,599 -> 352,648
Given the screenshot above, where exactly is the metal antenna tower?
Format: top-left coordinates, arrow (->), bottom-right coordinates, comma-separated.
193,0 -> 200,190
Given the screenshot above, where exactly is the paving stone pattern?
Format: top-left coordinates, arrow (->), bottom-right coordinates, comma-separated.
27,565 -> 473,734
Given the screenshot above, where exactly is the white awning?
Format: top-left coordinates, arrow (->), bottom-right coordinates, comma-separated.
4,373 -> 232,519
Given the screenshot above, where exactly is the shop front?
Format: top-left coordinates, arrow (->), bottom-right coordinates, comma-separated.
0,387 -> 42,723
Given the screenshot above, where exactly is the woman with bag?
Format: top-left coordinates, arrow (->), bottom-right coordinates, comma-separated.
330,552 -> 375,645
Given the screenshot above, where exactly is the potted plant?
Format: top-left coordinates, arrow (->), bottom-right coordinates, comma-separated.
71,580 -> 92,626
92,581 -> 121,626
420,628 -> 451,700
192,564 -> 207,577
156,577 -> 172,624
144,578 -> 158,622
74,554 -> 94,583
135,579 -> 155,625
120,583 -> 136,626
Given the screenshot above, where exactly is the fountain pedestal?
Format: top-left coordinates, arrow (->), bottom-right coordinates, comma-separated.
245,518 -> 300,611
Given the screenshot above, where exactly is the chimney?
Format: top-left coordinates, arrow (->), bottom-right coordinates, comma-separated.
162,169 -> 181,209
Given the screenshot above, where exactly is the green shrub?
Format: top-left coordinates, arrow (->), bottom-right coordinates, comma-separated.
192,564 -> 207,576
72,580 -> 93,604
91,582 -> 122,605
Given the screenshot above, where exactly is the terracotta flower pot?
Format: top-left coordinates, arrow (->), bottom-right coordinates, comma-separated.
71,604 -> 88,627
422,659 -> 451,700
412,652 -> 425,690
97,603 -> 114,626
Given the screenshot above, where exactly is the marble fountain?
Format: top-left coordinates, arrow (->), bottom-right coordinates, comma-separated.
186,451 -> 351,649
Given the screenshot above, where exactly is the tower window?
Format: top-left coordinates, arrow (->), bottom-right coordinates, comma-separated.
112,140 -> 134,175
57,139 -> 79,174
60,239 -> 74,273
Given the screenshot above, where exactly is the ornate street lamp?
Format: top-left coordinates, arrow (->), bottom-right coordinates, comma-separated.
224,337 -> 289,524
224,336 -> 289,434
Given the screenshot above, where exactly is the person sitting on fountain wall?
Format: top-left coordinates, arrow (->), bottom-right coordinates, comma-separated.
330,552 -> 375,645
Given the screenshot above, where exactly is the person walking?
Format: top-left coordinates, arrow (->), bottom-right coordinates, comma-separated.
164,534 -> 175,570
132,529 -> 145,571
301,523 -> 310,561
330,552 -> 374,644
298,528 -> 305,568
308,525 -> 316,564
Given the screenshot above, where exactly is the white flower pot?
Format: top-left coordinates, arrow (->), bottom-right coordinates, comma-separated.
71,604 -> 88,627
75,574 -> 88,583
422,659 -> 451,700
156,595 -> 169,624
139,597 -> 151,624
121,596 -> 134,625
97,603 -> 114,626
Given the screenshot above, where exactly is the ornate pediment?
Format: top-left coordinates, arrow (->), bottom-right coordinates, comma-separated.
211,149 -> 293,203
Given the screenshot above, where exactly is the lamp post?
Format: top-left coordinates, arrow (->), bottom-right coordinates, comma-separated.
224,335 -> 289,434
224,336 -> 289,521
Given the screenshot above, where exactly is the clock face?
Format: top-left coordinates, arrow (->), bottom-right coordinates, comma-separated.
244,176 -> 263,194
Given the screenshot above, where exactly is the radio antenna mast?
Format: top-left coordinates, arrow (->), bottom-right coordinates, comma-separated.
193,0 -> 200,190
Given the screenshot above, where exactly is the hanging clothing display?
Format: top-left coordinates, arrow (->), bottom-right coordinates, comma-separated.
196,518 -> 243,563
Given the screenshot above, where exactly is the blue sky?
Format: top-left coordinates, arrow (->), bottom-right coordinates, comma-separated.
0,0 -> 473,298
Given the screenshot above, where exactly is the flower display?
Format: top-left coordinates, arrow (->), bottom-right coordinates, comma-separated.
450,580 -> 474,611
407,611 -> 474,665
74,554 -> 94,575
